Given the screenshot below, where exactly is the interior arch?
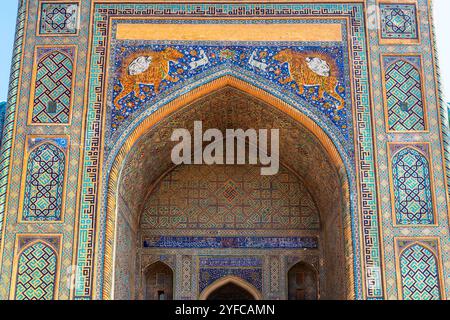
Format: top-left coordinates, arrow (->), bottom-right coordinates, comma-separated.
108,81 -> 354,300
200,276 -> 262,300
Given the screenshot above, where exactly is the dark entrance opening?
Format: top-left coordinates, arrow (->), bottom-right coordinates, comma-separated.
207,283 -> 255,300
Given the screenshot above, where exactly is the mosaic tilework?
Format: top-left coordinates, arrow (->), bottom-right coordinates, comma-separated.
0,102 -> 6,144
0,0 -> 26,258
199,256 -> 263,292
270,256 -> 280,293
390,144 -> 434,225
0,0 -> 445,301
384,56 -> 426,131
0,0 -> 89,301
379,3 -> 419,40
22,138 -> 67,221
31,47 -> 75,124
369,0 -> 450,300
143,236 -> 318,249
15,241 -> 57,300
39,2 -> 79,35
398,240 -> 441,300
84,3 -> 377,300
112,44 -> 348,137
141,164 -> 320,231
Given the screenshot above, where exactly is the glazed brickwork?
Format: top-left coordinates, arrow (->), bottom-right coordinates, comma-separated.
0,0 -> 448,300
38,2 -> 79,35
389,143 -> 435,225
30,47 -> 75,124
379,3 -> 419,40
383,55 -> 427,131
21,139 -> 67,222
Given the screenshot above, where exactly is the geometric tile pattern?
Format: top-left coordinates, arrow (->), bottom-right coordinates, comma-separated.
141,165 -> 320,231
400,244 -> 441,300
199,256 -> 263,292
380,3 -> 419,40
23,143 -> 66,221
385,57 -> 425,131
79,3 -> 381,300
1,0 -> 447,302
15,241 -> 57,300
39,2 -> 79,35
392,147 -> 434,225
31,48 -> 74,124
270,256 -> 280,293
142,236 -> 318,249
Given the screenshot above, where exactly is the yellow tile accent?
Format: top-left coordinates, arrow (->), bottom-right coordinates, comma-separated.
116,22 -> 342,42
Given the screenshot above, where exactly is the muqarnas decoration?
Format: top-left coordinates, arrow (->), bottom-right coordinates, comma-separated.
31,47 -> 75,124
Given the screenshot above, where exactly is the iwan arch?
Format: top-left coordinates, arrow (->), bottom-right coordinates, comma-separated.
0,0 -> 448,300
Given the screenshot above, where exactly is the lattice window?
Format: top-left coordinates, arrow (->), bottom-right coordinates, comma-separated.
392,147 -> 434,225
31,49 -> 74,124
400,244 -> 441,300
15,242 -> 57,300
385,58 -> 425,131
22,143 -> 65,221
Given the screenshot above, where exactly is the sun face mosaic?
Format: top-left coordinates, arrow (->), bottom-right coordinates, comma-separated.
111,44 -> 348,137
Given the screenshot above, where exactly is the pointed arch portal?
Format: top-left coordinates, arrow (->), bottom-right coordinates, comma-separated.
107,76 -> 355,300
200,276 -> 262,300
61,2 -> 389,301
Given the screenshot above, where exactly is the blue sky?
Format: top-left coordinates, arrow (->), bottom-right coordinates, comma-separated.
0,0 -> 449,103
0,0 -> 18,102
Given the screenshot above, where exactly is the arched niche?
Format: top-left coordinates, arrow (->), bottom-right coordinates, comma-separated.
287,261 -> 318,300
108,78 -> 355,300
199,276 -> 262,300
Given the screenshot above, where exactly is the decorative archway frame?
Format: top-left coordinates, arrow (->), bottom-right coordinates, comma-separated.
9,234 -> 62,300
394,237 -> 446,300
199,275 -> 263,300
106,76 -> 355,300
70,1 -> 384,300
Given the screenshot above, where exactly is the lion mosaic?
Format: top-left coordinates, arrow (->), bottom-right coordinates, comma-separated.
114,47 -> 184,107
273,49 -> 345,110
